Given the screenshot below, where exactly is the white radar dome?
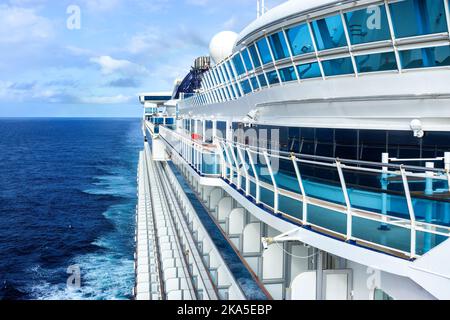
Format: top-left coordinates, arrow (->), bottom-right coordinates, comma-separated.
209,31 -> 238,65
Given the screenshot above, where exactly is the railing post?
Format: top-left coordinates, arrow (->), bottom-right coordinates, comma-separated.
336,160 -> 353,241
237,145 -> 250,196
291,155 -> 308,225
381,153 -> 390,230
400,166 -> 417,259
216,141 -> 227,178
263,151 -> 279,214
228,142 -> 242,190
222,142 -> 234,184
247,148 -> 261,204
445,152 -> 450,171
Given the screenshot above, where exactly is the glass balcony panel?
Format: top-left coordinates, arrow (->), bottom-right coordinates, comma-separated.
400,45 -> 450,69
279,196 -> 303,221
286,23 -> 314,56
268,31 -> 290,60
202,153 -> 221,175
297,62 -> 322,79
389,0 -> 447,38
232,54 -> 246,76
256,38 -> 273,65
249,44 -> 262,68
279,66 -> 298,82
311,14 -> 348,50
241,49 -> 254,72
266,70 -> 280,85
258,74 -> 268,87
322,57 -> 354,76
416,230 -> 448,256
308,204 -> 347,235
344,4 -> 391,45
355,51 -> 398,73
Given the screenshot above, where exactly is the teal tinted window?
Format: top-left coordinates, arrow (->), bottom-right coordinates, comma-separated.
286,23 -> 314,56
389,0 -> 447,38
258,74 -> 268,88
400,45 -> 450,69
322,57 -> 354,76
221,65 -> 229,81
250,76 -> 259,90
232,54 -> 246,76
249,44 -> 261,68
344,5 -> 391,44
226,61 -> 236,79
268,31 -> 290,60
240,79 -> 252,95
311,14 -> 348,50
355,52 -> 398,73
279,66 -> 297,82
256,38 -> 273,64
266,70 -> 280,85
241,49 -> 253,71
297,62 -> 322,79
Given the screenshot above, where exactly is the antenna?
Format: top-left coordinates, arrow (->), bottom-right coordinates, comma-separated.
257,0 -> 266,18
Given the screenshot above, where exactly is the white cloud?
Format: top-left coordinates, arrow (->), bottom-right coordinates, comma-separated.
0,5 -> 53,44
90,55 -> 148,76
80,94 -> 133,104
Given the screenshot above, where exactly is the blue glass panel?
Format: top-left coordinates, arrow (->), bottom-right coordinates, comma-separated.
232,54 -> 246,76
256,38 -> 273,65
279,66 -> 297,82
389,0 -> 447,38
266,70 -> 280,85
249,44 -> 262,68
268,31 -> 290,60
226,61 -> 236,79
322,57 -> 354,76
297,62 -> 322,79
240,79 -> 252,95
250,76 -> 259,90
258,74 -> 268,88
241,49 -> 253,71
286,23 -> 314,56
400,45 -> 450,69
344,5 -> 391,45
311,14 -> 348,50
221,65 -> 229,81
355,51 -> 398,72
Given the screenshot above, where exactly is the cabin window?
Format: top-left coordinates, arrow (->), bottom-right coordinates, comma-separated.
355,51 -> 398,73
258,74 -> 268,88
250,76 -> 259,90
256,37 -> 273,65
268,31 -> 290,60
322,57 -> 354,76
399,45 -> 450,69
248,44 -> 262,68
286,23 -> 314,56
389,0 -> 447,38
297,62 -> 322,79
232,54 -> 246,76
240,79 -> 252,95
266,70 -> 280,85
311,14 -> 348,50
241,48 -> 254,72
279,66 -> 297,82
344,4 -> 391,44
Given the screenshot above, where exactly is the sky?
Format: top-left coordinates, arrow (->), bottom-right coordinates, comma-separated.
0,0 -> 286,117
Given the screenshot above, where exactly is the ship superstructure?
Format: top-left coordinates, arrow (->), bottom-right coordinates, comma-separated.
135,0 -> 450,300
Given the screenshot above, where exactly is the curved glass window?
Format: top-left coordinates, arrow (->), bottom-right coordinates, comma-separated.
400,45 -> 450,69
266,70 -> 280,85
221,65 -> 230,81
355,51 -> 398,73
389,0 -> 447,38
226,61 -> 236,79
256,38 -> 273,65
250,76 -> 259,90
228,85 -> 235,99
322,57 -> 354,76
279,66 -> 297,82
344,5 -> 391,44
232,54 -> 246,76
241,49 -> 254,72
258,74 -> 268,88
240,79 -> 252,95
268,31 -> 290,60
249,44 -> 262,68
297,62 -> 322,79
286,23 -> 314,56
311,14 -> 348,50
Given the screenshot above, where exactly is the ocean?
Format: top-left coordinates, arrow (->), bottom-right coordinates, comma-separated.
0,118 -> 142,300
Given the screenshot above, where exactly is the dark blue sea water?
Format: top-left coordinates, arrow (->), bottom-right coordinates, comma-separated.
0,118 -> 142,300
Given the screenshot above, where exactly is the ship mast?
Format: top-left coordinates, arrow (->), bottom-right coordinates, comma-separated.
257,0 -> 266,18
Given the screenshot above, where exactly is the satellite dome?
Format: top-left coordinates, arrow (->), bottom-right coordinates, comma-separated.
209,31 -> 238,65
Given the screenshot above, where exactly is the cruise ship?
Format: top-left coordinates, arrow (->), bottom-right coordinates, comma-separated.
134,0 -> 450,300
